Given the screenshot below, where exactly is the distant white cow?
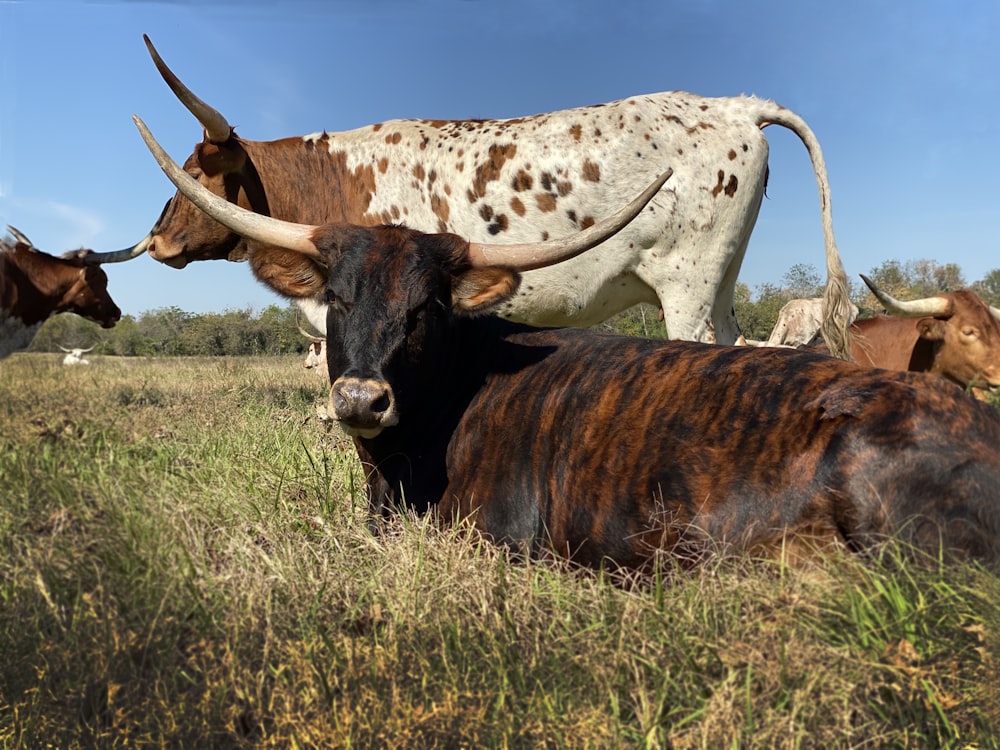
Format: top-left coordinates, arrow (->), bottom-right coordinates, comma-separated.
298,322 -> 328,379
59,345 -> 94,365
764,298 -> 859,348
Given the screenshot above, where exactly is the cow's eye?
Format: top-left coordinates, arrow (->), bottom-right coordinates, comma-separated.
962,327 -> 979,338
325,290 -> 348,312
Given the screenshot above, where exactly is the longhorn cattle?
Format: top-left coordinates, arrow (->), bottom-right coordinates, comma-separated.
298,321 -> 328,378
137,117 -> 1000,572
118,35 -> 854,358
806,276 -> 1000,394
59,345 -> 95,366
763,297 -> 860,348
0,227 -> 121,360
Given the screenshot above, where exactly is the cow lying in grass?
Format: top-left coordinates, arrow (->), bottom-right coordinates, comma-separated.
137,115 -> 1000,572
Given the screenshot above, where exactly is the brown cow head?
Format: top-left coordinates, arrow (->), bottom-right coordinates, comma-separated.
65,261 -> 122,328
861,275 -> 1000,392
2,233 -> 121,329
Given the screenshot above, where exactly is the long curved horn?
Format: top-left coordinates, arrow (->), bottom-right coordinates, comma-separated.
143,34 -> 232,144
860,274 -> 952,317
991,305 -> 1000,322
57,345 -> 71,352
6,225 -> 35,247
64,235 -> 153,265
296,314 -> 324,341
79,345 -> 96,353
133,115 -> 321,257
467,169 -> 672,270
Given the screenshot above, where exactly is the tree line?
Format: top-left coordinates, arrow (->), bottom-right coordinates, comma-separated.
30,304 -> 312,357
26,259 -> 1000,356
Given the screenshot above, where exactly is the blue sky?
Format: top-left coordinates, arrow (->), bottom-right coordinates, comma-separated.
2,0 -> 998,317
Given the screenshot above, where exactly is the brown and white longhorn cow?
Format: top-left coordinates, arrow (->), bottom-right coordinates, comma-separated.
0,227 -> 121,360
839,275 -> 1000,394
298,320 -> 328,379
112,35 -> 855,358
136,117 -> 1000,572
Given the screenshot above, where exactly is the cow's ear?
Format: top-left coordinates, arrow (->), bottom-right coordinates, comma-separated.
917,317 -> 947,341
451,268 -> 520,314
248,247 -> 327,299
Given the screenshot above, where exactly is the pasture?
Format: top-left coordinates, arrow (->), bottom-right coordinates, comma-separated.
1,354 -> 998,748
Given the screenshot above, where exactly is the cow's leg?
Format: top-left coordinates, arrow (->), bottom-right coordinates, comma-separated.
641,240 -> 740,344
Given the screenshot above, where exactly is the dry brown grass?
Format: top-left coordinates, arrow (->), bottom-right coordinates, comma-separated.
1,353 -> 998,748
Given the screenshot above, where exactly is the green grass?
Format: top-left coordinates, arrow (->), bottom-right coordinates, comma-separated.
1,353 -> 998,748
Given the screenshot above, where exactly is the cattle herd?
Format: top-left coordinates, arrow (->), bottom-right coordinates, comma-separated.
3,36 -> 1000,573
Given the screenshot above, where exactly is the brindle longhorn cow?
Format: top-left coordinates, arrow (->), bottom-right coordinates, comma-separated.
0,227 -> 121,360
117,35 -> 855,358
137,116 -> 1000,571
808,275 -> 1000,394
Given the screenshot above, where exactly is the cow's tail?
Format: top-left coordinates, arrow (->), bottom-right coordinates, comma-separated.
757,103 -> 853,361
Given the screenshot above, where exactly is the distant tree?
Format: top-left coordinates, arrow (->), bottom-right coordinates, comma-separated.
106,315 -> 153,356
734,282 -> 787,341
140,307 -> 193,355
781,263 -> 822,299
909,259 -> 965,297
972,269 -> 1000,308
260,305 -> 302,354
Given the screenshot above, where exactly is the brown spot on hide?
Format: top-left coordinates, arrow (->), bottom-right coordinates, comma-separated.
581,216 -> 595,229
582,160 -> 601,183
512,170 -> 533,192
413,164 -> 426,181
488,214 -> 509,235
385,132 -> 402,145
710,171 -> 739,197
468,143 -> 517,201
431,193 -> 450,224
372,123 -> 384,132
479,204 -> 494,221
536,193 -> 557,213
510,197 -> 526,216
728,150 -> 737,160
378,158 -> 389,174
569,123 -> 582,142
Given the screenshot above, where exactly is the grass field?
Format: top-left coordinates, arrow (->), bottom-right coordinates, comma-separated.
1,353 -> 998,748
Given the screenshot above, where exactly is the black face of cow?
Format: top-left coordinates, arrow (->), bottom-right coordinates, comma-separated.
321,225 -> 518,438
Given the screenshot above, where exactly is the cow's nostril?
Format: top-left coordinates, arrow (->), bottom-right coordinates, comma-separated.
369,390 -> 391,415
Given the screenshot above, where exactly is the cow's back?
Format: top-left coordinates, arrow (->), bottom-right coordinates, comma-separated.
294,93 -> 774,332
440,332 -> 1000,567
